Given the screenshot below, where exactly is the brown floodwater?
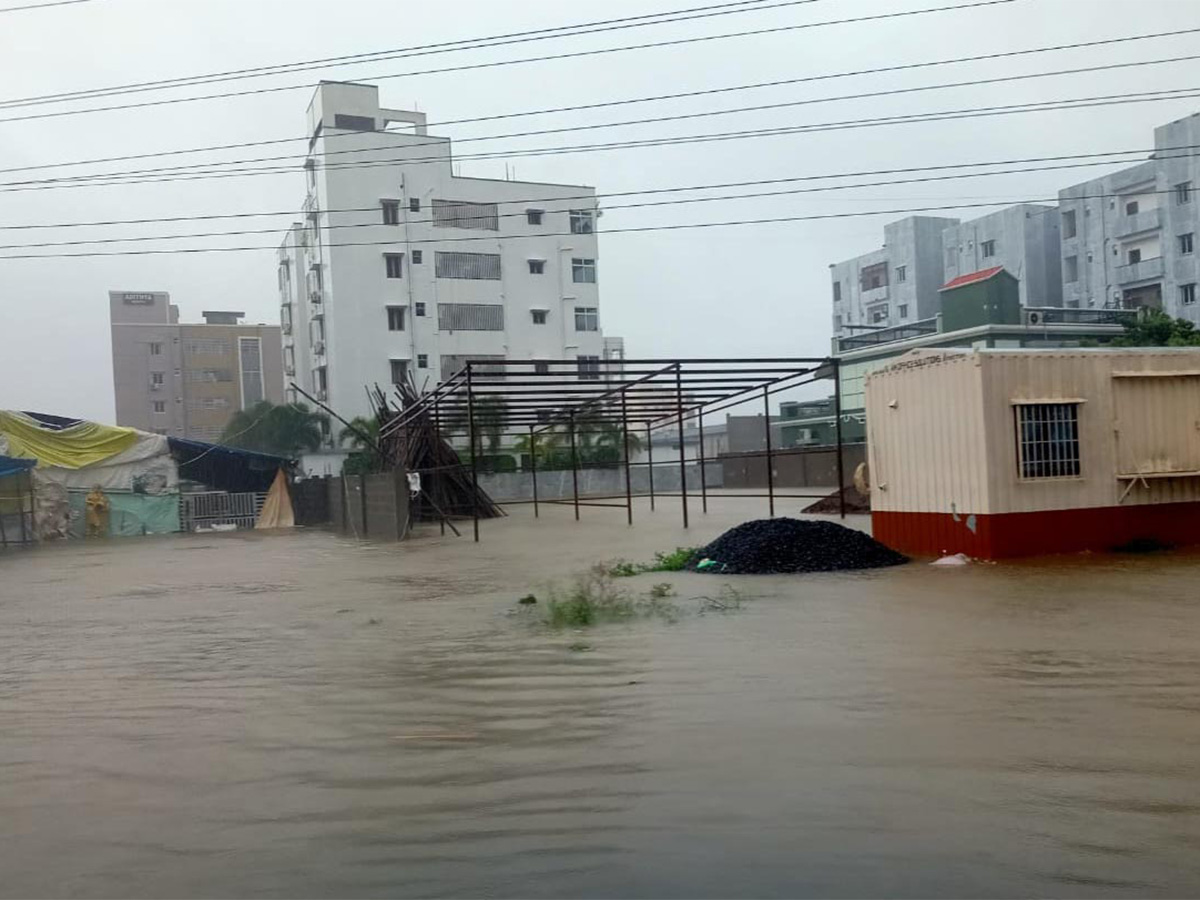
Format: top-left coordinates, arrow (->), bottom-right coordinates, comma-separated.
2,497 -> 1200,898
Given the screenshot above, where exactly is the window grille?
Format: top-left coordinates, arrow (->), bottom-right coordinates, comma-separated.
1016,403 -> 1080,478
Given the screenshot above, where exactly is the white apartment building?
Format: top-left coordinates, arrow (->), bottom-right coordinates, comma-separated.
281,81 -> 619,427
830,216 -> 958,337
831,206 -> 1064,339
1059,112 -> 1200,317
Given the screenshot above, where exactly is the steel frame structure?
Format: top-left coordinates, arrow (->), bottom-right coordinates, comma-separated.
380,357 -> 845,541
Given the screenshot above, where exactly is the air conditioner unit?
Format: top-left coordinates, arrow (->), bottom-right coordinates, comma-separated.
284,366 -> 295,376
149,382 -> 161,391
282,323 -> 292,335
309,291 -> 322,304
317,389 -> 328,402
1024,309 -> 1045,326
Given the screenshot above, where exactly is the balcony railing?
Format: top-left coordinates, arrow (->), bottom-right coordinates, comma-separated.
1116,256 -> 1164,284
837,318 -> 938,352
1115,207 -> 1162,238
1025,307 -> 1137,325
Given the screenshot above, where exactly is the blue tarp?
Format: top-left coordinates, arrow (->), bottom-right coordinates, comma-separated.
168,439 -> 294,494
0,455 -> 36,479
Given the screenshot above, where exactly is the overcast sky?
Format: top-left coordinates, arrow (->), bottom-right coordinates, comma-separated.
1,0 -> 1197,423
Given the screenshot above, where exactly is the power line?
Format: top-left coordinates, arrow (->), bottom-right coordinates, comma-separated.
0,198 -> 1092,260
8,25 -> 1192,178
0,0 -> 1018,124
0,0 -> 99,12
13,53 -> 1197,190
9,151 -> 1200,251
6,85 -> 1199,193
0,0 -> 798,109
1,145 -> 1163,231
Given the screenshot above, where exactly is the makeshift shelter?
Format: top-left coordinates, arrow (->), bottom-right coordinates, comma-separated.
0,411 -> 180,539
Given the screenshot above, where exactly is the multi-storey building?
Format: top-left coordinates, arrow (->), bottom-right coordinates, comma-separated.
1059,112 -> 1200,316
831,205 -> 1066,339
941,204 -> 1062,309
110,291 -> 284,441
278,224 -> 312,405
830,216 -> 959,337
283,81 -> 620,426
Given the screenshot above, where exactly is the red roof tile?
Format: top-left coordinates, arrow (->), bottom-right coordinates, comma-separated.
939,265 -> 1005,292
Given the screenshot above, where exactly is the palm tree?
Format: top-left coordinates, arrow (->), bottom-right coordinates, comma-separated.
339,416 -> 384,475
220,401 -> 328,457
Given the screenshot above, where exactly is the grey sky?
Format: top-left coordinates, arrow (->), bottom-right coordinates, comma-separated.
1,0 -> 1197,423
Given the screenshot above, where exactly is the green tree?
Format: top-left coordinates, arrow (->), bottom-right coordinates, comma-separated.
339,416 -> 383,475
1113,310 -> 1200,347
219,401 -> 327,457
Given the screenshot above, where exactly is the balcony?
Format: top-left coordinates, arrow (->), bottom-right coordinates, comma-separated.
1115,207 -> 1162,239
1116,256 -> 1164,285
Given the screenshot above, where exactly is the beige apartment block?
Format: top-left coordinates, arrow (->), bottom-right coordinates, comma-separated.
109,292 -> 284,442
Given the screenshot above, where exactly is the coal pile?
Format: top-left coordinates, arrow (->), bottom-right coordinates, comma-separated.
689,518 -> 907,575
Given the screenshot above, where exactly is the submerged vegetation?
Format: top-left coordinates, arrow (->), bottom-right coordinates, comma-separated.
605,547 -> 701,578
519,565 -> 748,630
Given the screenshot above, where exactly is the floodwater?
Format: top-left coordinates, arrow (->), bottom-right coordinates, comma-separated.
3,497 -> 1200,898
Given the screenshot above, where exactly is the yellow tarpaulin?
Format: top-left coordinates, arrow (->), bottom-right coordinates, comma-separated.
0,411 -> 139,470
255,468 -> 295,529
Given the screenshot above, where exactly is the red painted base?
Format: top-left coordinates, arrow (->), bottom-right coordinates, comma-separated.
872,503 -> 1200,559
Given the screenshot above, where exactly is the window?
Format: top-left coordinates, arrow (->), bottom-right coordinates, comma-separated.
527,209 -> 544,225
574,307 -> 599,331
384,253 -> 403,278
435,251 -> 502,280
531,309 -> 548,325
1064,255 -> 1079,283
859,262 -> 888,291
415,301 -> 426,317
1181,283 -> 1197,306
439,354 -> 505,381
1176,181 -> 1192,205
313,366 -> 327,395
572,258 -> 596,283
1016,403 -> 1081,479
981,239 -> 996,258
411,250 -> 423,264
898,304 -> 908,318
569,209 -> 595,234
577,355 -> 601,381
152,400 -> 166,414
281,304 -> 292,333
148,342 -> 162,356
409,198 -> 421,213
534,361 -> 550,374
437,303 -> 504,331
390,359 -> 408,385
528,259 -> 545,275
1062,209 -> 1077,239
151,372 -> 165,386
334,113 -> 374,131
238,337 -> 264,408
284,346 -> 295,374
1125,200 -> 1139,216
431,199 -> 499,231
895,265 -> 907,283
417,354 -> 429,369
381,200 -> 400,225
832,281 -> 841,303
387,306 -> 406,331
1180,233 -> 1194,255
1128,247 -> 1142,265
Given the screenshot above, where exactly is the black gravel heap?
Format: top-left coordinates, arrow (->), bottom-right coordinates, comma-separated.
688,518 -> 908,574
